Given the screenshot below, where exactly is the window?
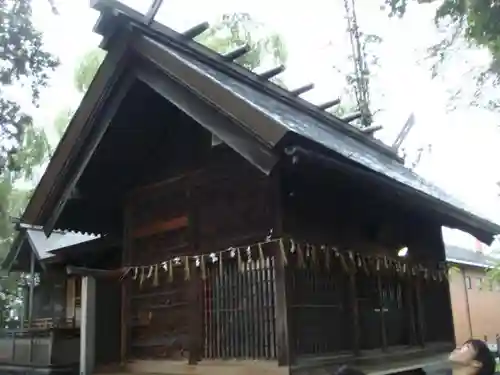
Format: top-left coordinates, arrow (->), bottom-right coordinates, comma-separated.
466,276 -> 472,289
478,277 -> 484,290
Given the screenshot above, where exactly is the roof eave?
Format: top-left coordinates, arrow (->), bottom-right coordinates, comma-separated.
447,258 -> 493,269
285,145 -> 500,245
20,28 -> 135,232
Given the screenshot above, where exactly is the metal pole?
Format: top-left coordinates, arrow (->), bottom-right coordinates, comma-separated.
27,251 -> 35,328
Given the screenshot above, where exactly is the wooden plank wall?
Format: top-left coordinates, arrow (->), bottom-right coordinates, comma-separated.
124,150 -> 277,362
280,168 -> 453,359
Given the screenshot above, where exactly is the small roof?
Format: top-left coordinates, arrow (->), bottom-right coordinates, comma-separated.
17,0 -> 500,244
2,225 -> 98,272
445,245 -> 498,269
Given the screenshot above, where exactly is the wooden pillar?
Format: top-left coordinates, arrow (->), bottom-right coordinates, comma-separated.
80,276 -> 96,375
27,251 -> 35,328
271,170 -> 292,366
408,217 -> 455,346
274,245 -> 291,366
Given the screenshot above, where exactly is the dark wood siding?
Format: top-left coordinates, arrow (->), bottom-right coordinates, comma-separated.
280,167 -> 454,359
124,148 -> 277,360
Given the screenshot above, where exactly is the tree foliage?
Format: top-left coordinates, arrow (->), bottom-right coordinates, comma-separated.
0,125 -> 50,327
386,0 -> 500,75
55,13 -> 288,140
0,0 -> 58,173
72,13 -> 287,95
195,13 -> 288,72
73,49 -> 105,94
0,0 -> 56,326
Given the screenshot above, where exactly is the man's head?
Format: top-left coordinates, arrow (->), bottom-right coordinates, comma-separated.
449,339 -> 496,375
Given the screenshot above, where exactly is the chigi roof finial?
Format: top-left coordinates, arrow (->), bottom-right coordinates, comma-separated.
182,22 -> 210,39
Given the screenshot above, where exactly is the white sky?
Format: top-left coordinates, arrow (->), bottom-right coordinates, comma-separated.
29,0 -> 500,249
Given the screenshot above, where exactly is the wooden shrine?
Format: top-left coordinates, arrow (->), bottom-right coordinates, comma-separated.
7,1 -> 500,375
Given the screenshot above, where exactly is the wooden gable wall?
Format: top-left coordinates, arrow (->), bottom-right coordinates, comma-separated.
123,146 -> 278,361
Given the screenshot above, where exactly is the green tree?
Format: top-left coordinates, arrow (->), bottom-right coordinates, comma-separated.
73,49 -> 106,94
70,13 -> 287,98
195,13 -> 287,72
0,0 -> 56,325
0,125 -> 51,327
0,0 -> 58,173
386,0 -> 500,77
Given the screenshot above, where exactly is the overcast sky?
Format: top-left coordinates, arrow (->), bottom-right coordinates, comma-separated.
29,0 -> 500,249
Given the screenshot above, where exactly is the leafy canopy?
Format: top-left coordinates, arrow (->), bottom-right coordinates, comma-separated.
0,0 -> 56,326
70,12 -> 287,101
386,0 -> 500,67
0,0 -> 58,173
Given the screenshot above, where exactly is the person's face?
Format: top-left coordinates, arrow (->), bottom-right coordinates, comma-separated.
449,342 -> 481,371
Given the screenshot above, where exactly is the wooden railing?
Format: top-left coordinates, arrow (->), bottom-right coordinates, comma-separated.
0,327 -> 79,366
24,317 -> 78,330
203,257 -> 277,359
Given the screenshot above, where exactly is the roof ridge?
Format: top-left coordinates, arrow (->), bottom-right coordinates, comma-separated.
92,0 -> 403,163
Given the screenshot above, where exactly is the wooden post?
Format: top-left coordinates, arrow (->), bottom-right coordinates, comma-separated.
80,276 -> 96,375
27,251 -> 35,328
271,170 -> 292,366
274,243 -> 291,366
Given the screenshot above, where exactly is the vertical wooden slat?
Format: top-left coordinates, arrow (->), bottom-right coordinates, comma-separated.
221,262 -> 228,358
249,261 -> 256,358
270,256 -> 277,360
263,258 -> 270,359
203,271 -> 209,358
243,260 -> 251,358
256,259 -> 265,358
187,263 -> 202,364
377,275 -> 388,351
228,261 -> 236,358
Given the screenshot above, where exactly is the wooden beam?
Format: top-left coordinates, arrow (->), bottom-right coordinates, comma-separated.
66,265 -> 125,279
22,27 -> 132,227
270,170 -> 292,366
131,216 -> 188,238
44,70 -> 135,236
